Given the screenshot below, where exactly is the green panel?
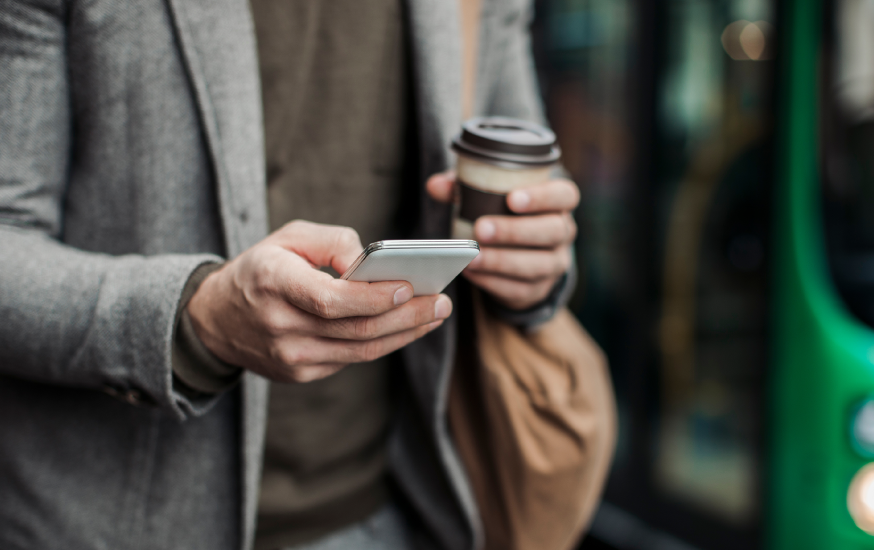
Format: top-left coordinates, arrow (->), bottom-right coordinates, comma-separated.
771,0 -> 874,548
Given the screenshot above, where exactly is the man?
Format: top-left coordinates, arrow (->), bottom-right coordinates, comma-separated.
0,0 -> 578,549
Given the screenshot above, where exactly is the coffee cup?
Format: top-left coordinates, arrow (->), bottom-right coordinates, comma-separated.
450,117 -> 561,240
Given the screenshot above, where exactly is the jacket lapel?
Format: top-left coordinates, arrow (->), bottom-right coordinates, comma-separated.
165,0 -> 268,259
406,0 -> 464,186
165,2 -> 269,550
403,2 -> 483,549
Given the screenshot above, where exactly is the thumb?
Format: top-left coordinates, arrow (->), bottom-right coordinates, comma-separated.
425,170 -> 456,204
268,220 -> 364,273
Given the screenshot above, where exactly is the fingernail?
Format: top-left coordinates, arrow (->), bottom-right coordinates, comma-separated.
509,191 -> 530,211
434,295 -> 452,319
394,286 -> 413,306
477,220 -> 496,241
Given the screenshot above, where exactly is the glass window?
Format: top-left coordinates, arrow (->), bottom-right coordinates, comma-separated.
823,0 -> 874,328
533,0 -> 776,546
652,0 -> 773,527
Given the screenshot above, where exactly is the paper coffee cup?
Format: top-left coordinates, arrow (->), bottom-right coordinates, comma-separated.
450,117 -> 561,239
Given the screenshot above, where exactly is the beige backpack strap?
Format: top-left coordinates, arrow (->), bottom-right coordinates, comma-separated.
459,0 -> 481,119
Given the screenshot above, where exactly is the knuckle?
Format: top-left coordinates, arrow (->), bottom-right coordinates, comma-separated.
260,307 -> 289,336
282,219 -> 308,234
315,288 -> 337,318
336,227 -> 362,251
565,181 -> 581,207
251,258 -> 278,293
416,301 -> 434,325
366,293 -> 387,315
297,366 -> 341,383
548,215 -> 572,243
273,344 -> 304,368
284,367 -> 317,384
360,340 -> 384,362
499,219 -> 518,242
352,316 -> 375,340
551,216 -> 567,238
413,310 -> 428,328
565,216 -> 578,241
558,248 -> 573,273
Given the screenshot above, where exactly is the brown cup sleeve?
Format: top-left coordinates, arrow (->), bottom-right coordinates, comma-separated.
459,179 -> 516,222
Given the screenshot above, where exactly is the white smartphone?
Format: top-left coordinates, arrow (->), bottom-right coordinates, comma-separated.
341,240 -> 480,296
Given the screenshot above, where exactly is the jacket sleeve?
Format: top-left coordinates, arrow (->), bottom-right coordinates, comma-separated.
480,263 -> 578,330
481,1 -> 576,329
172,263 -> 244,395
0,0 -> 227,419
484,1 -> 547,125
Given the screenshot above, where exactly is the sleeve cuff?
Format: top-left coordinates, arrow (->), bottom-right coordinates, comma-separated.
481,260 -> 577,331
172,263 -> 243,395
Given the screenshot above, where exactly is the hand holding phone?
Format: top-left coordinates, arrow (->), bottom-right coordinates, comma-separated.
341,240 -> 480,296
186,222 -> 453,384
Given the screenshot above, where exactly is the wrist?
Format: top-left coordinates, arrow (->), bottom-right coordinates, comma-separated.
481,270 -> 573,329
186,269 -> 236,366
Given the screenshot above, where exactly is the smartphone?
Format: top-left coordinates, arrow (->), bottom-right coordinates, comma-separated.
341,240 -> 480,296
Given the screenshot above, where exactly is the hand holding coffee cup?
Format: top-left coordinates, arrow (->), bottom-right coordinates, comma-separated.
426,117 -> 579,311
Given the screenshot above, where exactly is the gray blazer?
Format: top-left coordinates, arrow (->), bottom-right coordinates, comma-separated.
0,0 -> 547,549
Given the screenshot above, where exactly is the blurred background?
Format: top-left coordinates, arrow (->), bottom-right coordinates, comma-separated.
527,0 -> 874,548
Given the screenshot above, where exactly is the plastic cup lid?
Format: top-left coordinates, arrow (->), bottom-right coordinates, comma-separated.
451,116 -> 561,166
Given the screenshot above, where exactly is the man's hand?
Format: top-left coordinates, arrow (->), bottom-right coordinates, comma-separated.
186,221 -> 452,383
426,171 -> 578,311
